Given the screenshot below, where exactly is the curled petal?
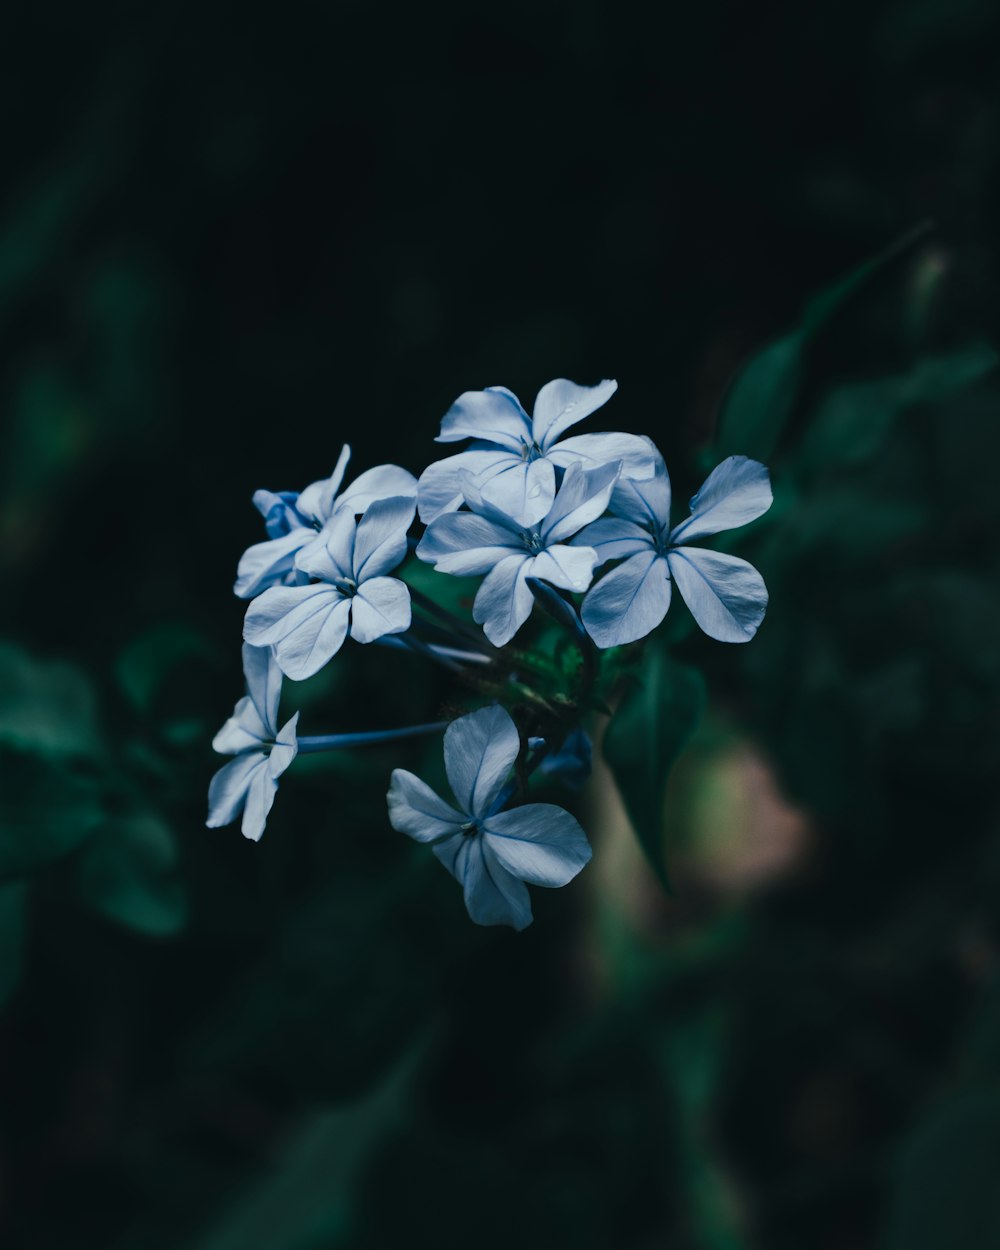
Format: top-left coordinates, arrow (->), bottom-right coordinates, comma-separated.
483,803 -> 592,887
571,517 -> 653,565
669,456 -> 772,544
388,769 -> 466,841
546,431 -> 657,479
296,508 -> 356,582
472,554 -> 534,647
582,550 -> 672,648
542,461 -> 621,545
444,705 -> 520,818
243,642 -> 282,737
533,377 -> 618,449
609,457 -> 671,531
337,464 -> 416,515
479,457 -> 556,527
253,489 -> 307,538
296,445 -> 352,525
352,495 -> 415,581
416,449 -> 520,523
349,576 -> 411,644
436,386 -> 532,449
244,584 -> 351,680
234,530 -> 312,599
527,544 -> 598,593
667,546 -> 768,642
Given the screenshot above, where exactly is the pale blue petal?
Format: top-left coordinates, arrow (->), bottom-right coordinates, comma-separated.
483,803 -> 592,886
571,517 -> 653,565
444,705 -> 520,818
296,445 -> 352,525
609,456 -> 671,531
431,832 -> 465,880
206,752 -> 267,829
530,729 -> 592,791
337,463 -> 417,515
212,696 -> 268,754
268,712 -> 299,780
243,584 -> 351,679
243,641 -> 282,736
667,546 -> 768,642
479,457 -> 556,527
241,763 -> 279,842
463,837 -> 534,930
349,576 -> 411,644
436,386 -> 532,449
416,449 -> 520,523
533,377 -> 618,449
295,508 -> 356,581
234,529 -> 313,599
387,769 -> 466,840
458,470 -> 526,529
582,550 -> 672,648
527,544 -> 598,592
547,431 -> 658,479
416,512 -> 523,575
669,456 -> 773,544
253,489 -> 308,538
352,495 -> 415,581
541,461 -> 621,544
472,554 -> 534,647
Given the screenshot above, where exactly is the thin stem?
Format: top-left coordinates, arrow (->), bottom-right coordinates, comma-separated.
408,584 -> 497,652
296,721 -> 448,753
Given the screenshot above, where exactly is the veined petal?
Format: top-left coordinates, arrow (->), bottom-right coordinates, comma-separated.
206,752 -> 267,829
244,584 -> 351,680
352,495 -> 415,581
268,711 -> 299,780
483,804 -> 592,887
417,448 -> 519,523
243,641 -> 282,736
533,377 -> 618,449
234,529 -> 313,599
479,457 -> 556,527
571,517 -> 653,565
463,837 -> 534,930
388,769 -> 466,841
416,512 -> 524,575
212,695 -> 268,755
547,431 -> 657,479
337,464 -> 417,515
609,456 -> 671,530
472,554 -> 534,647
240,763 -> 280,842
582,550 -> 672,648
349,576 -> 411,643
527,545 -> 598,592
296,445 -> 352,525
667,546 -> 768,642
296,507 -> 356,581
669,456 -> 772,544
541,461 -> 621,544
444,705 -> 520,818
436,386 -> 532,449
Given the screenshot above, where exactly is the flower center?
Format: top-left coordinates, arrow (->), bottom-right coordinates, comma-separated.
460,820 -> 478,838
333,577 -> 357,596
519,438 -> 543,463
520,530 -> 543,553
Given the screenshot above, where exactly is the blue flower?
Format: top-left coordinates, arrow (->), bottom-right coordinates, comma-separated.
417,378 -> 657,526
387,706 -> 592,931
235,445 -> 417,599
575,454 -> 772,647
206,643 -> 299,841
243,495 -> 415,679
417,461 -> 620,646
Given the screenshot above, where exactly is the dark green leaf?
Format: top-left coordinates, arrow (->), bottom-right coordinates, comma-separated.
116,623 -> 217,713
77,813 -> 188,936
0,746 -> 104,881
0,641 -> 102,758
603,648 -> 707,890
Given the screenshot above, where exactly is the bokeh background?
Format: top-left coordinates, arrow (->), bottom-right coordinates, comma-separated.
3,2 -> 1000,1247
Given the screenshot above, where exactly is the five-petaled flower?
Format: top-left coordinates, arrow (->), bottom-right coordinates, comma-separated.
243,495 -> 415,680
417,461 -> 620,646
206,643 -> 298,841
235,444 -> 416,600
417,378 -> 656,526
575,453 -> 772,647
387,706 -> 592,931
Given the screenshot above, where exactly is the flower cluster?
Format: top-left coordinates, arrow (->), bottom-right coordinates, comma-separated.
208,379 -> 772,929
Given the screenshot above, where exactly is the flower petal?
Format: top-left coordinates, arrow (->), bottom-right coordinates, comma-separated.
571,516 -> 653,565
296,445 -> 352,525
527,544 -> 598,592
268,712 -> 299,780
349,576 -> 411,644
241,762 -> 280,842
244,584 -> 351,679
547,431 -> 657,479
337,464 -> 417,515
436,386 -> 532,449
582,550 -> 672,647
472,554 -> 534,647
483,803 -> 592,887
533,378 -> 618,449
212,695 -> 268,755
234,529 -> 313,599
416,511 -> 522,575
444,704 -> 520,818
479,457 -> 556,527
253,489 -> 307,538
416,449 -> 520,523
352,495 -> 415,581
206,752 -> 267,829
387,769 -> 467,840
243,641 -> 282,736
609,456 -> 671,530
461,837 -> 534,930
295,508 -> 356,581
669,456 -> 772,544
667,546 -> 768,642
541,461 -> 621,544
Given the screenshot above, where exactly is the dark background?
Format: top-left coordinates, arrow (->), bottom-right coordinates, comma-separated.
2,2 -> 1000,1247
